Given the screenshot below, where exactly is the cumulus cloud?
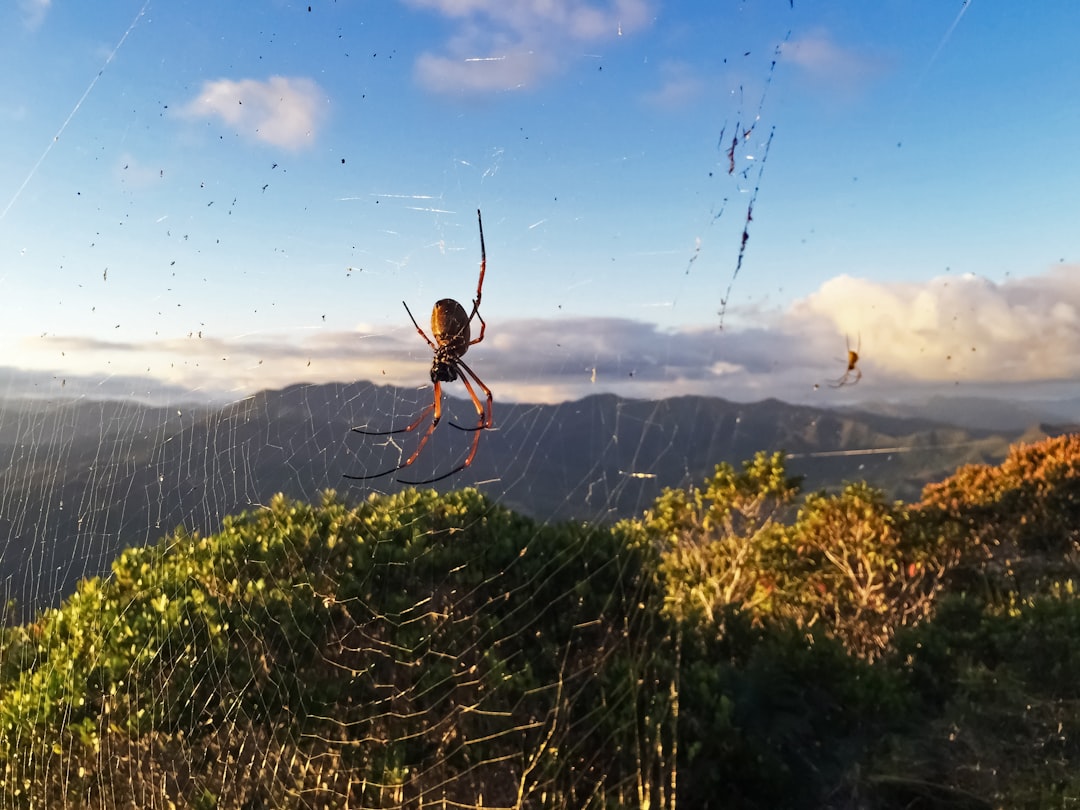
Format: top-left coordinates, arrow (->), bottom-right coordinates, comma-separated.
641,61 -> 706,110
486,266 -> 1080,401
20,0 -> 51,29
19,266 -> 1080,406
415,50 -> 560,95
403,0 -> 652,94
178,76 -> 327,150
26,314 -> 819,406
31,330 -> 445,403
780,30 -> 885,98
791,267 -> 1080,385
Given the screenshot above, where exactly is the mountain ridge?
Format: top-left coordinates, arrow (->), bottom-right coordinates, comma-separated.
0,381 -> 1073,614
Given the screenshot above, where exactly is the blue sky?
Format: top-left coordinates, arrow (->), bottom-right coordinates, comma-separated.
2,0 -> 1080,407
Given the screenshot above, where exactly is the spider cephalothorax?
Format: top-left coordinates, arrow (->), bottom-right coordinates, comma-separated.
346,210 -> 493,485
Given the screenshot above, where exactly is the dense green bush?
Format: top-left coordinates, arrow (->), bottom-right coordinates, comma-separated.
620,451 -> 802,626
627,452 -> 958,661
673,607 -> 913,809
2,436 -> 1080,807
0,489 -> 663,807
919,433 -> 1080,596
788,482 -> 957,659
881,591 -> 1080,806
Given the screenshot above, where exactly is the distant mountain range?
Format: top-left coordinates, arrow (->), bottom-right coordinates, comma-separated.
1,382 -> 1074,616
849,394 -> 1080,432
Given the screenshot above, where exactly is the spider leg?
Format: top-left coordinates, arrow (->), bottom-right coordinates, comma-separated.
474,209 -> 486,308
343,382 -> 443,480
343,462 -> 412,482
466,209 -> 487,346
468,308 -> 486,347
395,430 -> 478,484
398,416 -> 481,484
350,403 -> 434,436
403,301 -> 438,350
446,358 -> 492,431
827,369 -> 861,389
400,362 -> 491,484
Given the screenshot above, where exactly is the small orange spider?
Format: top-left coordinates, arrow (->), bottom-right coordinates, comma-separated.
346,210 -> 493,484
829,334 -> 861,388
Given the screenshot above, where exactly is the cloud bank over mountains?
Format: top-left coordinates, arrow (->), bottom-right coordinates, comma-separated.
12,265 -> 1080,407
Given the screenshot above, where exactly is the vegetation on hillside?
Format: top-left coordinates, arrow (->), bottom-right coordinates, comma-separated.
1,435 -> 1079,807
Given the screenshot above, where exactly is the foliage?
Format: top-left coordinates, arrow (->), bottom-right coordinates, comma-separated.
674,607 -> 912,809
919,433 -> 1080,596
788,482 -> 957,659
626,451 -> 801,626
0,488 -> 661,808
622,441 -> 1080,806
630,451 -> 957,660
3,436 -> 1080,807
880,591 -> 1080,807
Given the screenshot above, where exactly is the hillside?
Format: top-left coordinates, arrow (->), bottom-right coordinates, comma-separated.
2,436 -> 1080,807
0,383 -> 1070,614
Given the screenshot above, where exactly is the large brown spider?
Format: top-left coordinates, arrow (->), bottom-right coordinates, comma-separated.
829,333 -> 862,388
346,209 -> 493,485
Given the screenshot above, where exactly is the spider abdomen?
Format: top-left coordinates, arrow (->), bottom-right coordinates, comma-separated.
431,298 -> 471,356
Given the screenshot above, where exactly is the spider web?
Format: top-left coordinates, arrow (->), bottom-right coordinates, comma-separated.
0,1 -> 1006,806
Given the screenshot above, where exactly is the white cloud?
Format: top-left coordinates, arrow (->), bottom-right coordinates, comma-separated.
20,0 -> 51,30
16,266 -> 1080,406
641,61 -> 705,110
415,50 -> 559,94
404,0 -> 652,94
405,0 -> 649,38
178,76 -> 328,150
791,267 -> 1080,385
780,30 -> 885,98
0,104 -> 28,123
20,312 -> 816,406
